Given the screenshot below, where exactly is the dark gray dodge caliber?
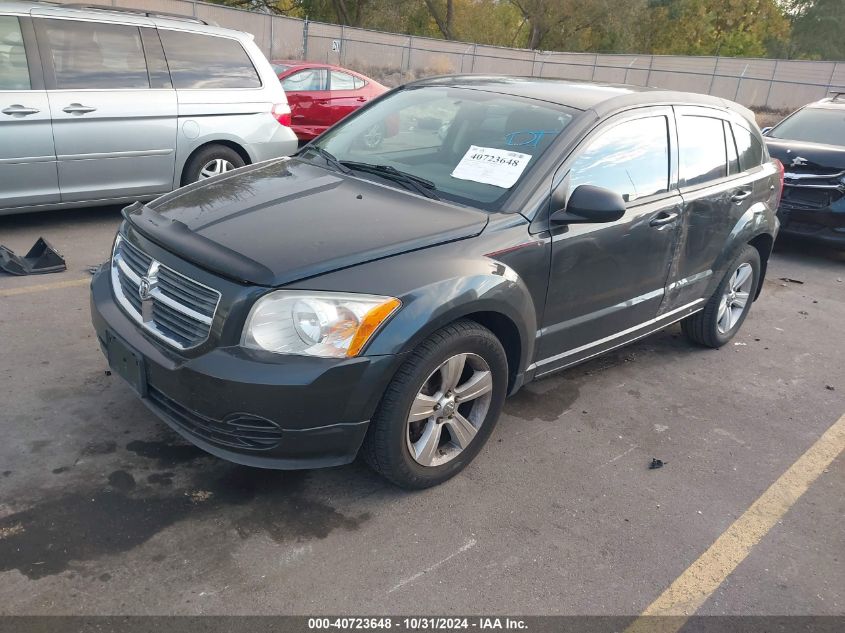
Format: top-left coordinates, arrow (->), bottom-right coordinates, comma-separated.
91,76 -> 781,488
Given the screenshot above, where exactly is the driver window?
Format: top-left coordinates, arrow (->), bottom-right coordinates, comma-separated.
0,16 -> 30,90
282,68 -> 327,92
569,116 -> 670,202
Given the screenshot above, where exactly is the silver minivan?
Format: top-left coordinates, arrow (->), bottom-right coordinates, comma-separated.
0,1 -> 298,215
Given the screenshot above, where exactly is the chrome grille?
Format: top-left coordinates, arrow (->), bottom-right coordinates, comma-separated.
111,235 -> 220,349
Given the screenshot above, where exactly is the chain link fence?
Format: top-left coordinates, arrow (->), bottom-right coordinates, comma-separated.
57,0 -> 845,111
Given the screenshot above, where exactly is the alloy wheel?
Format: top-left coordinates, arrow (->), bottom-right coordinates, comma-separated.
199,158 -> 236,179
406,353 -> 493,467
717,262 -> 753,334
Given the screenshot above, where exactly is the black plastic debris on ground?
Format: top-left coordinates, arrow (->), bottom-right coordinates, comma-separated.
649,458 -> 666,470
778,277 -> 804,284
0,238 -> 66,275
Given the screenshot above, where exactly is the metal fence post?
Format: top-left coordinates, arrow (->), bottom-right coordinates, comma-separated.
764,60 -> 779,109
645,55 -> 653,87
268,15 -> 274,60
706,57 -> 718,95
734,63 -> 748,102
302,18 -> 309,61
470,43 -> 477,73
406,36 -> 413,76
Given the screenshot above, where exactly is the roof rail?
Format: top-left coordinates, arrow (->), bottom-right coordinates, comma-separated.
62,4 -> 211,25
828,88 -> 845,101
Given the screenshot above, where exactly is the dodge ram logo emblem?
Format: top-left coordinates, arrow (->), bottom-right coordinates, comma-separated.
790,156 -> 808,167
138,277 -> 153,301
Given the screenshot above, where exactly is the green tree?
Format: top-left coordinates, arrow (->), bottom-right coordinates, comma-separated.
786,0 -> 845,60
647,0 -> 790,57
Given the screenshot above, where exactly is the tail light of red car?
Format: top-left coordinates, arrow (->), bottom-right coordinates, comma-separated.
272,103 -> 292,126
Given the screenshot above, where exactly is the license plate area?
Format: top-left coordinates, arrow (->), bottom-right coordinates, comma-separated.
106,331 -> 147,396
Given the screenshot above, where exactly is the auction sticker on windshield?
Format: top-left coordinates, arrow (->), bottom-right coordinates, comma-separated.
451,145 -> 532,188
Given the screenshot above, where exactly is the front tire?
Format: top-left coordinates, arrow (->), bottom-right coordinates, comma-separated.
362,320 -> 508,489
681,244 -> 761,348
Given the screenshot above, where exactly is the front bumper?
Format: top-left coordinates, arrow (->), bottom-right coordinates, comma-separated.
777,206 -> 845,249
90,266 -> 400,469
777,182 -> 845,248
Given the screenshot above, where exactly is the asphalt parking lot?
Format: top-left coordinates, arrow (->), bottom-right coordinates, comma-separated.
0,206 -> 843,617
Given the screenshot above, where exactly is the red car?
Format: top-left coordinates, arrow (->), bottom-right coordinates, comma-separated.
272,61 -> 389,142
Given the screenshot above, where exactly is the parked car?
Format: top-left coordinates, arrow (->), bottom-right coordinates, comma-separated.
762,93 -> 845,249
272,60 -> 388,142
91,77 -> 780,489
0,2 -> 297,216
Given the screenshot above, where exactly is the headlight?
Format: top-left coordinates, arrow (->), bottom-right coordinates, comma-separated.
242,291 -> 401,358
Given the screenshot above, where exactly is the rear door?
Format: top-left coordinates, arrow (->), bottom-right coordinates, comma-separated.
538,108 -> 683,366
33,15 -> 177,202
328,70 -> 365,123
281,67 -> 330,136
665,108 -> 761,309
0,15 -> 59,210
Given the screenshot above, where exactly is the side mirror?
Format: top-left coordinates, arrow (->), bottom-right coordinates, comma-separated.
550,184 -> 627,225
761,126 -> 772,136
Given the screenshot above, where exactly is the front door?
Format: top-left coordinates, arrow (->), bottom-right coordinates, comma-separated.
33,16 -> 177,203
0,15 -> 59,211
537,108 -> 682,372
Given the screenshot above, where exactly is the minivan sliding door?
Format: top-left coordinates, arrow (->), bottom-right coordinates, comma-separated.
32,15 -> 177,203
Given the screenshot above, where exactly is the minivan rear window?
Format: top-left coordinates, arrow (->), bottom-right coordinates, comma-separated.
38,19 -> 149,90
158,30 -> 260,89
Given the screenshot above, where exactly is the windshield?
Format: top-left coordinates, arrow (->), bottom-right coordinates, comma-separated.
311,85 -> 576,210
770,107 -> 845,147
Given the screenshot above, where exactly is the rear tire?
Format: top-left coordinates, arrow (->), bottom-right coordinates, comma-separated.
362,320 -> 508,489
681,244 -> 761,348
181,144 -> 245,185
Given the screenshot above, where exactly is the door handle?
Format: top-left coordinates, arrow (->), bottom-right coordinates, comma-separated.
356,96 -> 366,102
649,211 -> 679,227
2,104 -> 40,116
62,103 -> 97,114
731,189 -> 752,203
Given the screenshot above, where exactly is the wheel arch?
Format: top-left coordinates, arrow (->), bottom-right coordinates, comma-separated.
180,140 -> 252,185
461,310 -> 523,395
748,232 -> 774,300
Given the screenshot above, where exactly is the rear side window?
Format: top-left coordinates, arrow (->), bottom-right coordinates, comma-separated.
158,30 -> 260,89
732,123 -> 764,171
353,76 -> 366,90
38,18 -> 149,89
678,116 -> 727,186
330,71 -> 356,91
283,68 -> 327,91
0,16 -> 30,90
569,116 -> 670,202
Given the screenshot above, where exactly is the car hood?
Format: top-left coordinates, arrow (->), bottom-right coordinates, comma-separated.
124,158 -> 489,287
765,137 -> 845,175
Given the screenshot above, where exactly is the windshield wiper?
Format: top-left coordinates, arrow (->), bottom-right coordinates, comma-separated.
300,145 -> 351,174
340,161 -> 441,200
